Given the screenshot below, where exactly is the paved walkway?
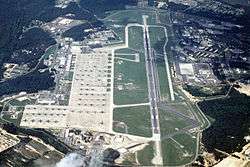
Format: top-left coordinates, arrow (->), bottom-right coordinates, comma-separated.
114,103 -> 150,108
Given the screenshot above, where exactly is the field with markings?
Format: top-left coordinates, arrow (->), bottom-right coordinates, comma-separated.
104,7 -> 210,166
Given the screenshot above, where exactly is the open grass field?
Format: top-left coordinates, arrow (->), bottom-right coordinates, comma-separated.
174,87 -> 210,129
128,26 -> 144,52
43,44 -> 57,59
189,102 -> 211,130
113,105 -> 152,137
137,142 -> 154,166
115,48 -> 138,55
161,133 -> 197,166
148,26 -> 166,55
2,112 -> 23,126
158,109 -> 190,138
113,56 -> 148,105
8,99 -> 34,106
167,102 -> 195,118
113,26 -> 148,105
104,9 -> 158,25
103,8 -> 162,45
156,60 -> 171,102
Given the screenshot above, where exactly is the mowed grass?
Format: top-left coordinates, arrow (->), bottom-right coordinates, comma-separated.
113,106 -> 152,137
128,26 -> 144,52
114,57 -> 148,105
149,26 -> 166,55
114,26 -> 148,105
115,48 -> 139,61
174,88 -> 210,129
8,99 -> 35,106
158,109 -> 190,138
137,142 -> 154,166
2,112 -> 23,126
104,9 -> 159,44
167,102 -> 194,118
162,133 -> 197,166
104,9 -> 157,25
115,48 -> 138,55
156,60 -> 171,102
43,44 -> 57,59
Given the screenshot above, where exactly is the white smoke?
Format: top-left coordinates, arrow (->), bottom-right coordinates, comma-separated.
55,153 -> 86,167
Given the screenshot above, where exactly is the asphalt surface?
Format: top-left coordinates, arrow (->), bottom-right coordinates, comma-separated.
144,20 -> 161,135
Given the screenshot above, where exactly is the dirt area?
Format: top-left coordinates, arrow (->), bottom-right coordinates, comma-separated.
235,83 -> 250,96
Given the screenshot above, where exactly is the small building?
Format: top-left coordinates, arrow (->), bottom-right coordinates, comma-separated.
179,63 -> 194,76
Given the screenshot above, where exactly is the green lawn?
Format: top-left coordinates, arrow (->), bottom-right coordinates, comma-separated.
9,99 -> 34,106
104,9 -> 157,25
156,61 -> 171,102
113,106 -> 152,137
2,112 -> 23,126
166,102 -> 194,118
114,57 -> 148,105
115,48 -> 138,55
158,109 -> 190,138
174,87 -> 210,130
162,133 -> 197,166
137,142 -> 154,166
149,26 -> 166,55
113,26 -> 148,105
64,71 -> 74,81
128,26 -> 144,52
104,8 -> 159,45
43,44 -> 57,59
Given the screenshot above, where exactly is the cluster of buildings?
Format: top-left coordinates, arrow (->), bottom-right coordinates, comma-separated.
86,30 -> 116,47
2,63 -> 29,80
172,12 -> 250,81
55,0 -> 79,9
193,0 -> 245,17
178,63 -> 219,85
0,128 -> 20,153
42,16 -> 84,38
167,0 -> 245,17
174,22 -> 223,63
59,129 -> 94,148
20,45 -> 113,133
168,0 -> 198,7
